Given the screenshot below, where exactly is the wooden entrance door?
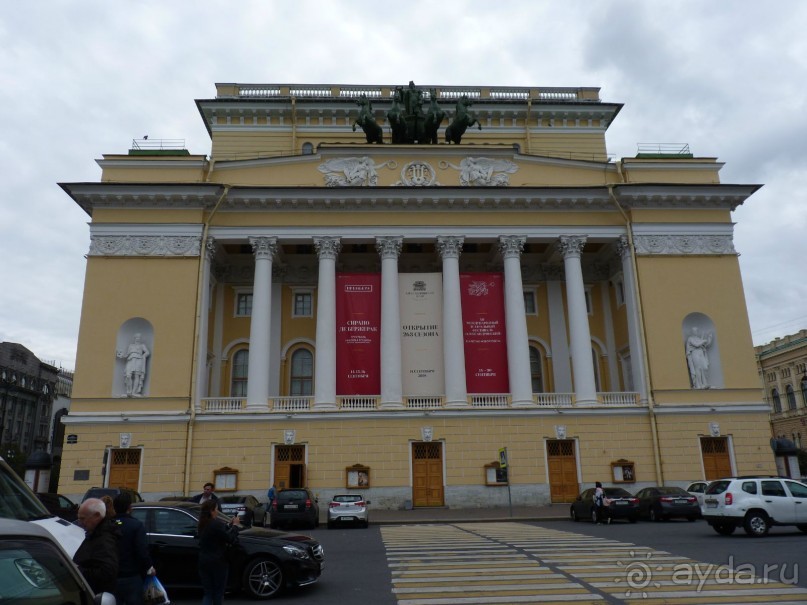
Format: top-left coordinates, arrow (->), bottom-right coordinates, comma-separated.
412,442 -> 444,507
107,448 -> 141,490
547,440 -> 578,503
274,445 -> 306,489
700,437 -> 732,480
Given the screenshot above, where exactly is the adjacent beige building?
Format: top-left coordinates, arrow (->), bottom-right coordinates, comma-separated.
57,82 -> 776,508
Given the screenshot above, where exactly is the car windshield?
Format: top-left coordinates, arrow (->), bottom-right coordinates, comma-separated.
333,495 -> 362,503
604,488 -> 632,498
705,480 -> 730,495
657,487 -> 687,495
0,460 -> 52,521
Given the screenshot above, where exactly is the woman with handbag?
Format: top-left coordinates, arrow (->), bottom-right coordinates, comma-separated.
197,499 -> 241,605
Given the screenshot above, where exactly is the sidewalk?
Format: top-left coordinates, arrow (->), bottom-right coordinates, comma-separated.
370,503 -> 569,525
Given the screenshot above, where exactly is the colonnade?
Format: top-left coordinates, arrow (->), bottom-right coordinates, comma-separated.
195,234 -> 646,410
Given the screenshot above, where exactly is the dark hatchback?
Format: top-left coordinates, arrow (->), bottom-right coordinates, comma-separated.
36,493 -> 79,522
131,502 -> 324,599
634,486 -> 700,521
570,487 -> 640,523
270,488 -> 320,529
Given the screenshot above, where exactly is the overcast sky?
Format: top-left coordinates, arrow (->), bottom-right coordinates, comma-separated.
1,1 -> 806,370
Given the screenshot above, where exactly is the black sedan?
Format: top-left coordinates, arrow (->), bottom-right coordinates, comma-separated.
569,487 -> 639,523
131,502 -> 324,599
634,486 -> 700,521
36,493 -> 79,522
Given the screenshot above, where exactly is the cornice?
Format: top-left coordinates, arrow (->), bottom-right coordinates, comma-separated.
59,182 -> 225,216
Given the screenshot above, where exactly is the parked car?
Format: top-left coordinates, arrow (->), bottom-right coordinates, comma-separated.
0,518 -> 114,605
36,493 -> 79,522
219,494 -> 267,526
634,486 -> 700,521
702,475 -> 807,536
569,487 -> 639,523
131,501 -> 324,599
686,481 -> 710,507
327,494 -> 371,528
0,454 -> 84,556
270,488 -> 320,529
82,486 -> 144,503
158,495 -> 195,502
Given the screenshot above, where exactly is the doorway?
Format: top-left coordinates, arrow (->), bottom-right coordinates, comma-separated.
700,437 -> 732,480
274,445 -> 306,489
107,448 -> 142,490
547,439 -> 578,503
412,442 -> 444,507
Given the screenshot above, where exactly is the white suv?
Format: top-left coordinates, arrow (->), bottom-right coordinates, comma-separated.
702,476 -> 807,537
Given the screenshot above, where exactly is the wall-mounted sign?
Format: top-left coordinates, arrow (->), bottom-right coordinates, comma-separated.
66,434 -> 78,444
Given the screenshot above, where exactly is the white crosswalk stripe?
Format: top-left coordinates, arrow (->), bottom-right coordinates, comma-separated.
381,522 -> 807,604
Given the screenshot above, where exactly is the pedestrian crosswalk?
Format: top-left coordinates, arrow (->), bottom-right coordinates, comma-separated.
381,522 -> 807,604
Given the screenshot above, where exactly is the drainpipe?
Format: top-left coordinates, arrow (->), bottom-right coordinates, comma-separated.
525,98 -> 533,154
607,175 -> 665,486
183,183 -> 230,496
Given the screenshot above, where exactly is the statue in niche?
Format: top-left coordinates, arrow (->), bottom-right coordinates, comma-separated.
117,333 -> 150,397
445,95 -> 482,144
685,327 -> 714,389
352,94 -> 383,144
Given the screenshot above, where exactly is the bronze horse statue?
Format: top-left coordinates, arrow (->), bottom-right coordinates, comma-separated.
444,95 -> 481,144
386,88 -> 408,144
353,94 -> 383,144
423,89 -> 445,144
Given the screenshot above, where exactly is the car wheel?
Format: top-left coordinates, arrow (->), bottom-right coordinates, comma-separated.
570,507 -> 578,522
743,512 -> 770,537
242,557 -> 283,599
712,522 -> 736,535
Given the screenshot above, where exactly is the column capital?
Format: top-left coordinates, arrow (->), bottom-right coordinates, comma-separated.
249,236 -> 278,260
436,236 -> 464,260
204,237 -> 217,261
498,235 -> 526,259
616,235 -> 632,260
558,235 -> 587,259
313,236 -> 342,260
376,236 -> 403,260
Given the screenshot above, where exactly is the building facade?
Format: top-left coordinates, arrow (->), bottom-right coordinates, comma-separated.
756,330 -> 807,477
57,82 -> 775,508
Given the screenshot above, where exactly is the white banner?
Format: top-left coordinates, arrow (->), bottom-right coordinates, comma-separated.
399,273 -> 444,396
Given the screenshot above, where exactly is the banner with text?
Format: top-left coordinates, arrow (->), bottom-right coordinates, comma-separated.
336,274 -> 381,395
399,273 -> 445,396
460,273 -> 509,393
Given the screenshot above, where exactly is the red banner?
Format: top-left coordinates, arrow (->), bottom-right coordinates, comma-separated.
460,273 -> 509,393
336,274 -> 381,395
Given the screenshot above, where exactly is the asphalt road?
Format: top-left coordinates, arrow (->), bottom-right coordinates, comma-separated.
167,518 -> 807,604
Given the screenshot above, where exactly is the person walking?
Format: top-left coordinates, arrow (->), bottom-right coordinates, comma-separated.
73,497 -> 121,594
113,492 -> 154,605
267,483 -> 277,507
593,481 -> 610,525
192,482 -> 221,510
198,499 -> 241,605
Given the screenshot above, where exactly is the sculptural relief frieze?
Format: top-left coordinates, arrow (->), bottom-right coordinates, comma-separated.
89,235 -> 201,257
318,157 -> 396,187
633,234 -> 736,256
441,157 -> 518,186
392,161 -> 440,187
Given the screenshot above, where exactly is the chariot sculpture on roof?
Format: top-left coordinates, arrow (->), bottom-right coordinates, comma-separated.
352,81 -> 480,145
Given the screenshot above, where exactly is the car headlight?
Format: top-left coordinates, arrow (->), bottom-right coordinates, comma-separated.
282,545 -> 310,560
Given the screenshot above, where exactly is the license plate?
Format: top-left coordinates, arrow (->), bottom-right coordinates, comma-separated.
284,504 -> 297,510
706,500 -> 717,508
674,499 -> 688,504
339,516 -> 355,522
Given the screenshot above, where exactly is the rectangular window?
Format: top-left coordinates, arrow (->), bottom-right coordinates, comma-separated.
235,292 -> 253,317
293,291 -> 313,317
523,290 -> 537,315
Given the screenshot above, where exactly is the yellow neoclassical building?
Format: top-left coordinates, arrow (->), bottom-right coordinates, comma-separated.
58,82 -> 775,508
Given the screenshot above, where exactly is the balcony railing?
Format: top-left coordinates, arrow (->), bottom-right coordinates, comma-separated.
199,391 -> 640,414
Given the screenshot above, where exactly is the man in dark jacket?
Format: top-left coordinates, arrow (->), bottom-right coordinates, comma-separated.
191,482 -> 221,510
74,497 -> 121,594
114,492 -> 154,605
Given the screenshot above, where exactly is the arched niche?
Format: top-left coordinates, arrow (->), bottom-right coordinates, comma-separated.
681,313 -> 723,389
114,318 -> 154,397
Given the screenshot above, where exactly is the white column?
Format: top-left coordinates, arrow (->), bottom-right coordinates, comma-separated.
618,236 -> 648,403
313,237 -> 340,410
194,238 -> 215,411
246,236 -> 277,410
559,236 -> 597,405
499,236 -> 534,406
437,236 -> 468,407
546,274 -> 572,393
377,236 -> 404,409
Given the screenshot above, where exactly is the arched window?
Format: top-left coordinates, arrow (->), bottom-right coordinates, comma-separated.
290,349 -> 313,396
771,388 -> 781,413
786,385 -> 797,410
529,346 -> 543,393
231,349 -> 249,397
301,142 -> 314,155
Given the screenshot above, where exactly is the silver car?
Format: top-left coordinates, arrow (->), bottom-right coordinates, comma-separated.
686,481 -> 710,507
327,494 -> 370,528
